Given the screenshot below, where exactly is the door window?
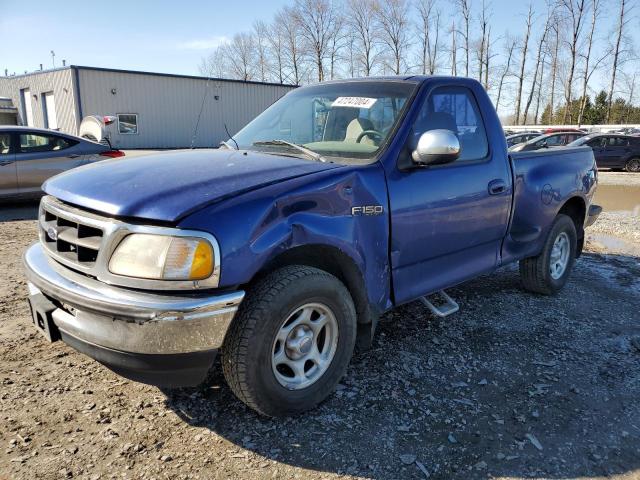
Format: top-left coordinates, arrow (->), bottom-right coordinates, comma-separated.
19,134 -> 77,153
0,134 -> 11,155
609,137 -> 628,146
414,86 -> 489,162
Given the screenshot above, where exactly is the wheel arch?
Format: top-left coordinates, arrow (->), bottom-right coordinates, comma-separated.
251,244 -> 379,351
557,196 -> 586,257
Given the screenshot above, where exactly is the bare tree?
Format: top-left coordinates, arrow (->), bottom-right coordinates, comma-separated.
328,13 -> 347,79
607,0 -> 630,122
477,0 -> 489,83
514,4 -> 534,124
199,46 -> 229,78
547,13 -> 561,121
577,0 -> 602,124
294,0 -> 337,82
253,21 -> 271,82
524,12 -> 551,123
483,27 -> 495,90
267,21 -> 286,83
495,38 -> 517,112
276,6 -> 304,84
456,0 -> 472,76
223,32 -> 256,81
558,0 -> 588,123
417,0 -> 439,75
376,0 -> 411,74
428,9 -> 442,74
534,51 -> 548,123
450,20 -> 457,76
347,0 -> 380,76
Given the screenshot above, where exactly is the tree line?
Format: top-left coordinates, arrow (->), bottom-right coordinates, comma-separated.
199,0 -> 638,125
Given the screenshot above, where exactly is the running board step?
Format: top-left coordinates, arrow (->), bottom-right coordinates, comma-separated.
420,290 -> 459,318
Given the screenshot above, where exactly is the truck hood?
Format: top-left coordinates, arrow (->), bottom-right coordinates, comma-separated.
44,149 -> 341,222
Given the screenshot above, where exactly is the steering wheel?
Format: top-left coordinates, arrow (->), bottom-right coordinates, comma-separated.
356,130 -> 384,143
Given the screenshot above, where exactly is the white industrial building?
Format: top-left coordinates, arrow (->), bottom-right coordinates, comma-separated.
0,66 -> 295,148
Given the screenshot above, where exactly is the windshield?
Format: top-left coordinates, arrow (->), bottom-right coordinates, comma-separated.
566,135 -> 592,147
232,81 -> 417,164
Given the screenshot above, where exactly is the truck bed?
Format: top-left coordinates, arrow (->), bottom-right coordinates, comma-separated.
503,146 -> 597,264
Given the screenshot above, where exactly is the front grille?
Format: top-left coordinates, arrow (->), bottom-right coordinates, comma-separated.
41,210 -> 103,266
39,196 -> 109,272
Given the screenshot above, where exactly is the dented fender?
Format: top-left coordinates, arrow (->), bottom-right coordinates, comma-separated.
178,163 -> 393,313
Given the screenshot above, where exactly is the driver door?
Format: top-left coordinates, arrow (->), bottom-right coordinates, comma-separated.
386,85 -> 512,304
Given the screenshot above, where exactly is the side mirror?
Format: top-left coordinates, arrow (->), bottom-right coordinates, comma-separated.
412,129 -> 460,166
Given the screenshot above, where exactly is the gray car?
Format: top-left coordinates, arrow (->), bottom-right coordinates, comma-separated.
0,126 -> 124,200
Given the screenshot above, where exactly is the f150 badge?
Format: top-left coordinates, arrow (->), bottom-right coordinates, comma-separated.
351,205 -> 384,216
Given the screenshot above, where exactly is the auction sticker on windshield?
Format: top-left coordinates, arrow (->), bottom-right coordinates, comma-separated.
332,97 -> 377,108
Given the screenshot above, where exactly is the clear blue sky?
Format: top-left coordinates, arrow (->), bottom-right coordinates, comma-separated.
0,0 -> 292,75
0,0 -> 636,100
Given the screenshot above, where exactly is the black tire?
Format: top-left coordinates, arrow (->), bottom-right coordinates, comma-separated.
625,157 -> 640,173
222,265 -> 357,417
519,214 -> 577,295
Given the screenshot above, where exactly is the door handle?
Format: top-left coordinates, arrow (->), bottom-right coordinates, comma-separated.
68,154 -> 81,159
0,160 -> 14,166
488,179 -> 507,195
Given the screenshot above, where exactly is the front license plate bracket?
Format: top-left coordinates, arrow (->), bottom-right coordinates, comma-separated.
28,293 -> 60,343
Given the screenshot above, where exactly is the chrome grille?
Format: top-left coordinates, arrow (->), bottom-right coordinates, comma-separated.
41,209 -> 103,266
38,196 -> 112,274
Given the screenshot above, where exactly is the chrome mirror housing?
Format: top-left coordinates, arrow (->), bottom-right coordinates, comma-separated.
412,129 -> 461,165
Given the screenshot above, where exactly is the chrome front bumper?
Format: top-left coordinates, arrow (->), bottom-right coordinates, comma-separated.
23,243 -> 244,355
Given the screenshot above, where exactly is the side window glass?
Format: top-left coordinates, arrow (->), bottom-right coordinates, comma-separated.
546,135 -> 562,146
19,134 -> 76,153
415,87 -> 489,162
0,133 -> 10,155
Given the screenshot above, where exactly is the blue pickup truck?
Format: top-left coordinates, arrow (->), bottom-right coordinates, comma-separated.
23,76 -> 600,417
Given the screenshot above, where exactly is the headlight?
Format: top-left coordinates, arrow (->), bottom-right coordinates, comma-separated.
108,233 -> 214,281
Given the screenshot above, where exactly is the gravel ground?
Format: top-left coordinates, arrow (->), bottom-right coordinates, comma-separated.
1,193 -> 640,479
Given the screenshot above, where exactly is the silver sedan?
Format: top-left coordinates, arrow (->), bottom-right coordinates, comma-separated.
0,126 -> 124,200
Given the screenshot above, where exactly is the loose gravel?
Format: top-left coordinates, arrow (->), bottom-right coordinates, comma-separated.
1,191 -> 639,479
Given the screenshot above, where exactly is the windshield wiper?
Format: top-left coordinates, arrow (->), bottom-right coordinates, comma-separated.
219,140 -> 238,150
253,139 -> 326,162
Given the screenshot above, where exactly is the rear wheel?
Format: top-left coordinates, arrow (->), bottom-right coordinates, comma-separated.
625,157 -> 640,172
222,265 -> 356,417
519,214 -> 577,295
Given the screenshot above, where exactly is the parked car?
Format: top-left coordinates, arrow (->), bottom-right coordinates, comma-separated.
23,76 -> 600,417
506,131 -> 542,147
567,134 -> 640,172
509,131 -> 586,152
543,127 -> 586,134
0,126 -> 124,200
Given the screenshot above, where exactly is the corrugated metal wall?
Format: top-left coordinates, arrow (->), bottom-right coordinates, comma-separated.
77,68 -> 295,148
0,69 -> 78,132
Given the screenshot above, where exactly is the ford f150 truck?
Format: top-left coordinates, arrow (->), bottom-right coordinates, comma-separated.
23,76 -> 601,417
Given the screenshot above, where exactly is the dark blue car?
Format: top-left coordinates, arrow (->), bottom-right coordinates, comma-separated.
23,76 -> 600,416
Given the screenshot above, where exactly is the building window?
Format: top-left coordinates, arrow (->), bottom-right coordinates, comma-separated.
117,114 -> 138,134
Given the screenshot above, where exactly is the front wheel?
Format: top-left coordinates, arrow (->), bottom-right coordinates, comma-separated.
222,266 -> 356,417
519,214 -> 577,295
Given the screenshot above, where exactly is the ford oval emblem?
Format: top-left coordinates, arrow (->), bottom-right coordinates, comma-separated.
47,226 -> 58,241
